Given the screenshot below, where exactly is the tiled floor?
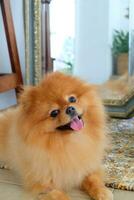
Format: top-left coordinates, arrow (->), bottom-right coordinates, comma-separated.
0,169 -> 133,200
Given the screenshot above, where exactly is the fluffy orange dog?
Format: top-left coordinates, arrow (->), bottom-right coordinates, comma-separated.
0,72 -> 113,200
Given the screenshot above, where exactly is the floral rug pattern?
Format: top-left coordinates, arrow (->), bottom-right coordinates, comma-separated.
104,118 -> 134,191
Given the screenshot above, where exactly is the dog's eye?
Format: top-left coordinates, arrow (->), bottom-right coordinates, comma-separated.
50,109 -> 60,118
68,96 -> 76,103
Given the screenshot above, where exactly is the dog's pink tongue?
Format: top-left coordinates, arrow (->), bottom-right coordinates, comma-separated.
70,116 -> 84,131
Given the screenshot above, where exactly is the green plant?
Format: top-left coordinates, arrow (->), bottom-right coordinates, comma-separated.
112,30 -> 129,55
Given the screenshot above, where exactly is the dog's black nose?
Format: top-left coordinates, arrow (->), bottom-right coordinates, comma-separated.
66,106 -> 76,116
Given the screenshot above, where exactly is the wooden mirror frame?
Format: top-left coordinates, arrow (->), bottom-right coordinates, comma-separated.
24,0 -> 53,85
24,0 -> 42,85
103,88 -> 134,118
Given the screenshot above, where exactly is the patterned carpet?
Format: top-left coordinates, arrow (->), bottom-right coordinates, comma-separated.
105,118 -> 134,191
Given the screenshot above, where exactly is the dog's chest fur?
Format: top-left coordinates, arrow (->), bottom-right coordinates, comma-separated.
20,133 -> 101,190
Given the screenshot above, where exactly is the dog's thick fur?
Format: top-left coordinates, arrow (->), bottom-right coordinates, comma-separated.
0,72 -> 113,200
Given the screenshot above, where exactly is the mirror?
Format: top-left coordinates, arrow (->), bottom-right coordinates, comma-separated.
50,0 -> 75,74
49,0 -> 134,117
23,0 -> 134,117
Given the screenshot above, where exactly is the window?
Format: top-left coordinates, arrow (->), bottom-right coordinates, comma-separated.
50,0 -> 75,74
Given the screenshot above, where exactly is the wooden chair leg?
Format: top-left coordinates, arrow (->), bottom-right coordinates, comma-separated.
1,0 -> 23,95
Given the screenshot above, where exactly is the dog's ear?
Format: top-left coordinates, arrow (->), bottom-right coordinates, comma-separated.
18,86 -> 38,111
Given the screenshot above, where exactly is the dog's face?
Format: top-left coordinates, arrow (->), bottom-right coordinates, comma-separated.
20,72 -> 104,135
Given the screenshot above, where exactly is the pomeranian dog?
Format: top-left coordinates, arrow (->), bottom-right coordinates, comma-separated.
0,72 -> 113,200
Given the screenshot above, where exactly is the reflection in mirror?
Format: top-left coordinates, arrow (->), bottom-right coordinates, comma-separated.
50,0 -> 75,74
50,0 -> 131,84
50,0 -> 134,117
75,0 -> 132,98
98,0 -> 134,112
129,0 -> 134,76
100,0 -> 130,100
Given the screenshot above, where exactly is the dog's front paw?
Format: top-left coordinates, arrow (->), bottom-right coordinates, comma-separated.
38,189 -> 70,200
93,187 -> 113,200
